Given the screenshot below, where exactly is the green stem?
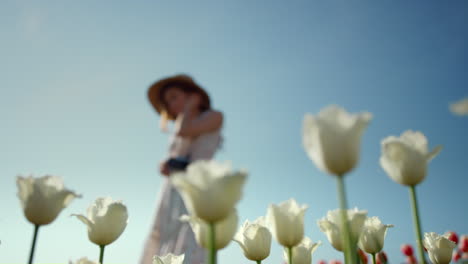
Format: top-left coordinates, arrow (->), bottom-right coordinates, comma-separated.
256,261 -> 262,264
337,176 -> 356,264
409,185 -> 426,264
372,253 -> 376,264
287,246 -> 293,264
208,222 -> 217,264
99,245 -> 105,264
28,225 -> 40,264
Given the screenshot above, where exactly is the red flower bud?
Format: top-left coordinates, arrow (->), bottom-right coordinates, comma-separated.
460,235 -> 468,253
317,260 -> 327,264
376,251 -> 388,264
446,231 -> 459,244
453,250 -> 462,262
357,248 -> 368,264
407,255 -> 417,264
401,244 -> 414,257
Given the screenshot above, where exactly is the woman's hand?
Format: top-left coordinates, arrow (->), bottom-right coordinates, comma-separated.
159,159 -> 170,177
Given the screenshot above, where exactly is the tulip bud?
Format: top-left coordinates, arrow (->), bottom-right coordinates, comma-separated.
17,175 -> 80,226
318,208 -> 367,252
424,232 -> 457,264
380,131 -> 442,186
358,216 -> 393,254
171,160 -> 247,223
233,217 -> 272,261
401,244 -> 414,257
153,253 -> 185,264
317,260 -> 327,264
282,237 -> 321,264
302,105 -> 372,177
460,235 -> 468,253
72,197 -> 128,246
267,199 -> 308,248
180,209 -> 238,250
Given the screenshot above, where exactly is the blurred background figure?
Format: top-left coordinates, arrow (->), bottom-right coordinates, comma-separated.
140,74 -> 224,264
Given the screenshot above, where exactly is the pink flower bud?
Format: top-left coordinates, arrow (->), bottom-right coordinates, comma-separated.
317,260 -> 327,264
329,260 -> 342,264
401,244 -> 414,257
460,235 -> 468,253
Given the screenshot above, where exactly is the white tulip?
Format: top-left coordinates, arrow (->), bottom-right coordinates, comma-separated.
267,198 -> 308,248
69,257 -> 99,264
302,105 -> 372,176
180,209 -> 238,250
380,130 -> 442,186
17,175 -> 80,226
449,97 -> 468,116
423,232 -> 457,264
317,208 -> 367,252
358,216 -> 393,254
283,237 -> 321,264
171,160 -> 247,223
153,253 -> 185,264
233,216 -> 272,261
73,197 -> 128,246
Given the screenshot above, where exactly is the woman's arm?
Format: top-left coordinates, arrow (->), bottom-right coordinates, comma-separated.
175,109 -> 223,138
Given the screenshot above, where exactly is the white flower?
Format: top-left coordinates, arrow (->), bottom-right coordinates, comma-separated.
423,232 -> 457,264
233,216 -> 272,261
153,253 -> 185,264
317,208 -> 367,252
171,160 -> 247,223
267,198 -> 308,248
449,97 -> 468,116
69,257 -> 99,264
380,130 -> 442,186
358,216 -> 393,254
73,197 -> 128,246
16,175 -> 80,226
302,105 -> 372,176
180,209 -> 238,250
283,237 -> 321,264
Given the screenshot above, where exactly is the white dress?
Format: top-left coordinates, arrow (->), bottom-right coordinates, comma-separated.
140,111 -> 223,264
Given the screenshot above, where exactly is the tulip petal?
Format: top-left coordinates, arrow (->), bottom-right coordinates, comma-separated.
427,145 -> 442,161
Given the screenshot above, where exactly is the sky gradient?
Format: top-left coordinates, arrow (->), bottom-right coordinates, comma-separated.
1,1 -> 467,263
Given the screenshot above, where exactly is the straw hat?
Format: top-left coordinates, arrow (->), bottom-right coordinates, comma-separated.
147,74 -> 211,120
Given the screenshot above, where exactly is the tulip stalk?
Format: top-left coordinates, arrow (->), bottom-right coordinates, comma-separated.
99,245 -> 105,264
287,246 -> 293,264
409,186 -> 426,264
371,253 -> 376,264
28,224 -> 40,264
337,176 -> 356,264
208,222 -> 217,264
256,261 -> 261,264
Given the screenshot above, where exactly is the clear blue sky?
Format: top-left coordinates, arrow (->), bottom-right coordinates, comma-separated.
1,0 -> 467,263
